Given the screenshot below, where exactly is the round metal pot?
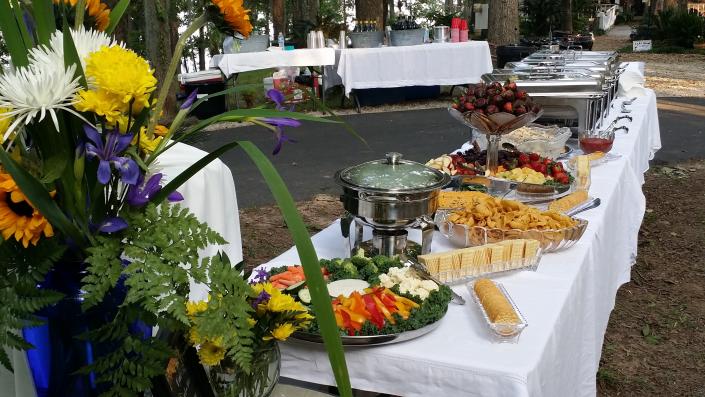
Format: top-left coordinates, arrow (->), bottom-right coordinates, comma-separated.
335,152 -> 450,230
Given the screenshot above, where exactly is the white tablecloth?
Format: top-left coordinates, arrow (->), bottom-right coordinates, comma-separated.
211,48 -> 336,77
598,5 -> 619,31
330,41 -> 494,96
262,89 -> 661,396
0,143 -> 242,395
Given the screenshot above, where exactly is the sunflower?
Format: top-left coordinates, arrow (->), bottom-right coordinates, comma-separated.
198,338 -> 226,366
54,0 -> 111,31
0,170 -> 54,248
208,0 -> 253,38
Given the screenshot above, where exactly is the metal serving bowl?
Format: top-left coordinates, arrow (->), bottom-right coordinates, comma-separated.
335,152 -> 451,230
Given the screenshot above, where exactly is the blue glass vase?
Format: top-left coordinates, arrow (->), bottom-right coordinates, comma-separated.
22,260 -> 150,397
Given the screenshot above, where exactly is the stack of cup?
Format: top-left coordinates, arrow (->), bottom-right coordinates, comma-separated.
450,18 -> 460,43
460,19 -> 469,42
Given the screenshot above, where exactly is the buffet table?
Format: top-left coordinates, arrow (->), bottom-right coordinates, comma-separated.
328,41 -> 494,96
210,48 -> 336,77
262,89 -> 660,396
0,143 -> 242,396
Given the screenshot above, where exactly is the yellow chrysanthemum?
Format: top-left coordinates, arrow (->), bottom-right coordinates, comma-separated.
263,323 -> 296,341
0,108 -> 13,143
198,338 -> 226,366
74,89 -> 127,124
82,46 -> 157,111
210,0 -> 253,38
133,128 -> 163,153
54,0 -> 111,31
186,299 -> 209,316
0,170 -> 54,248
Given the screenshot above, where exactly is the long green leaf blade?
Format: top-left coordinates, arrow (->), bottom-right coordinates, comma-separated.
149,141 -> 241,205
0,150 -> 84,246
105,0 -> 130,35
31,0 -> 56,45
63,18 -> 88,87
237,141 -> 352,397
73,0 -> 86,29
10,0 -> 33,51
0,0 -> 29,67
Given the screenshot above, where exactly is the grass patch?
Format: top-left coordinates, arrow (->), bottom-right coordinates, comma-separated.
597,367 -> 621,388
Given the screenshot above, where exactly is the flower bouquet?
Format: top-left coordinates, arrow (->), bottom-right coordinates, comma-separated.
0,1 -> 352,396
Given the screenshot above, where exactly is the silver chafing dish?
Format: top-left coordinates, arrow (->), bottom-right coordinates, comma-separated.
491,50 -> 622,133
335,152 -> 450,257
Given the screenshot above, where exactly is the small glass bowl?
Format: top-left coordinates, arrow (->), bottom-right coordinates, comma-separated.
578,128 -> 615,154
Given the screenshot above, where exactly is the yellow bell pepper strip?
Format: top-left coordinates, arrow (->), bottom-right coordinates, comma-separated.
391,293 -> 420,309
393,300 -> 410,319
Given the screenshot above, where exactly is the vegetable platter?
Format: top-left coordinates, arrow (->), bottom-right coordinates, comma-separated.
260,253 -> 453,346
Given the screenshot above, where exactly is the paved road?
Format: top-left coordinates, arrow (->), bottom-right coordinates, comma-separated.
191,97 -> 705,208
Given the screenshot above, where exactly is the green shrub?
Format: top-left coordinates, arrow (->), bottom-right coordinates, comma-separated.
653,8 -> 705,48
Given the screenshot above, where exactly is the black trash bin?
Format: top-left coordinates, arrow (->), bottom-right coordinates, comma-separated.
179,70 -> 226,119
496,44 -> 537,68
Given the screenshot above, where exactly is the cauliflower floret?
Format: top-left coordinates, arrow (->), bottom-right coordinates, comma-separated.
378,274 -> 393,289
420,280 -> 439,292
416,289 -> 430,300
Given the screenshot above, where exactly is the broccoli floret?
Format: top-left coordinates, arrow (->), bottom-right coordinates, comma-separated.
350,255 -> 371,270
326,258 -> 360,280
353,248 -> 366,258
372,255 -> 403,274
358,262 -> 379,280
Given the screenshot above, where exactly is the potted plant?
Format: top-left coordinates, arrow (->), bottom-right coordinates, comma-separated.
0,1 -> 352,396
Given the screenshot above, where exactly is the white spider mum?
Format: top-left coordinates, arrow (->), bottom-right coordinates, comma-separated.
29,27 -> 122,71
0,63 -> 85,141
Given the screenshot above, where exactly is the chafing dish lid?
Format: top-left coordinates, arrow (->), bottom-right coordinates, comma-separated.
337,152 -> 448,191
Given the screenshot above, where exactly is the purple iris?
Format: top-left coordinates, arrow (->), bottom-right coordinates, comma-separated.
266,88 -> 291,111
251,290 -> 271,309
83,124 -> 139,185
96,217 -> 128,233
250,268 -> 270,284
181,89 -> 198,110
126,173 -> 184,207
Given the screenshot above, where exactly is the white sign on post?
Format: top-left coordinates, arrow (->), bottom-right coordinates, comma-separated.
633,40 -> 652,52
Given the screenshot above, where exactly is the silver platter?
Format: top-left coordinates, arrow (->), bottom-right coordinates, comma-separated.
290,315 -> 445,346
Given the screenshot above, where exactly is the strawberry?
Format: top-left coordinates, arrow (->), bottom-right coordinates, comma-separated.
474,87 -> 486,98
486,88 -> 497,97
514,105 -> 527,115
504,81 -> 518,91
518,153 -> 530,164
464,102 -> 475,111
543,158 -> 552,165
490,81 -> 503,90
557,174 -> 569,184
537,163 -> 547,174
552,164 -> 563,174
529,160 -> 541,170
502,102 -> 513,113
486,104 -> 499,114
474,98 -> 488,108
501,89 -> 515,101
492,95 -> 503,105
515,90 -> 527,100
529,153 -> 540,162
475,108 -> 485,115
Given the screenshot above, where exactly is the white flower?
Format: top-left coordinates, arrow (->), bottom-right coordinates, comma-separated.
29,27 -> 122,72
0,63 -> 84,140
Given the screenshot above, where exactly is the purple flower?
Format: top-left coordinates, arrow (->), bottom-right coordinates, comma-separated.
262,118 -> 301,155
126,173 -> 184,207
181,89 -> 198,110
83,124 -> 139,185
250,268 -> 270,284
266,89 -> 290,111
96,217 -> 128,233
251,290 -> 271,309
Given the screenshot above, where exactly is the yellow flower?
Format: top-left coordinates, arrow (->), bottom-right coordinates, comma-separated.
265,292 -> 299,313
198,338 -> 226,366
210,0 -> 253,38
0,170 -> 54,248
74,89 -> 127,124
132,128 -> 164,153
247,317 -> 257,327
0,108 -> 13,143
154,124 -> 169,137
186,299 -> 208,316
82,46 -> 157,112
188,327 -> 202,345
263,323 -> 296,341
54,0 -> 111,31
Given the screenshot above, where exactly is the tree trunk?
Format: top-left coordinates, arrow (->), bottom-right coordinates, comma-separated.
144,0 -> 177,119
561,0 -> 573,32
198,26 -> 206,71
487,0 -> 520,46
356,0 -> 384,29
273,0 -> 286,37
